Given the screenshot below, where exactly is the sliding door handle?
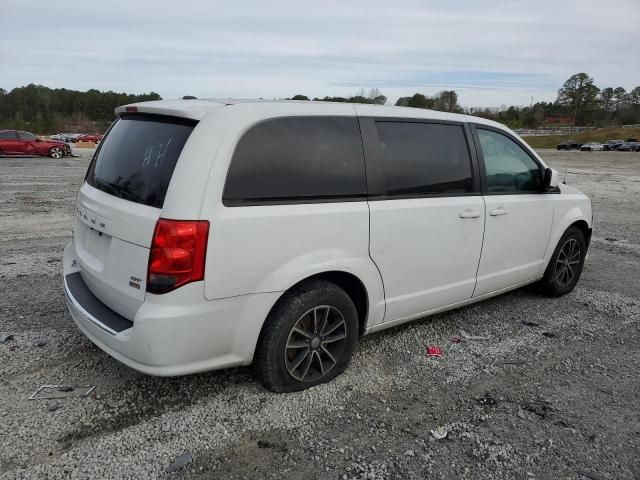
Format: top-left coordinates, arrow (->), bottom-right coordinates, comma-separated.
489,207 -> 508,216
459,209 -> 481,219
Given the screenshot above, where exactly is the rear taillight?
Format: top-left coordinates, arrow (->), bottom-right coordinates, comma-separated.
147,219 -> 209,294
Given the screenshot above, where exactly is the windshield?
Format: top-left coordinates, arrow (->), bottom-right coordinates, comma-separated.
86,114 -> 197,208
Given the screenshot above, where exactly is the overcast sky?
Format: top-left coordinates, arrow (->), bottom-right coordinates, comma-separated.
1,0 -> 639,107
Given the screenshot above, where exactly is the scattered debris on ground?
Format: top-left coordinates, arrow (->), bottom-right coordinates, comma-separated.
166,451 -> 193,473
0,334 -> 14,343
522,320 -> 540,327
426,345 -> 444,357
430,426 -> 448,440
1,151 -> 639,479
29,385 -> 96,400
460,329 -> 489,340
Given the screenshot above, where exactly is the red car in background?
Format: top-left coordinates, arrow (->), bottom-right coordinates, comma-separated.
78,133 -> 103,143
0,130 -> 71,158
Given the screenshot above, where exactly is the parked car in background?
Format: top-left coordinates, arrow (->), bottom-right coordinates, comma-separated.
0,130 -> 71,158
617,142 -> 639,152
580,142 -> 604,151
557,140 -> 581,150
78,133 -> 103,143
603,140 -> 624,151
63,99 -> 592,392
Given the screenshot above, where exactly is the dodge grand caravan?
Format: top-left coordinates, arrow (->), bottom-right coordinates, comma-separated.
63,99 -> 592,392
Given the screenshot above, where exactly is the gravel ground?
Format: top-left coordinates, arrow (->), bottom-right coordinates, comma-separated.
0,148 -> 639,479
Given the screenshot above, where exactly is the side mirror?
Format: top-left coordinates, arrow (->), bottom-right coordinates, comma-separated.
543,167 -> 559,190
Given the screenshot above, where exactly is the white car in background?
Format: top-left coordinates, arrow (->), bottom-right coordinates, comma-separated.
580,142 -> 604,151
63,99 -> 593,392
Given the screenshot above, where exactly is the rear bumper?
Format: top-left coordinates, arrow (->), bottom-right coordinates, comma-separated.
63,242 -> 280,376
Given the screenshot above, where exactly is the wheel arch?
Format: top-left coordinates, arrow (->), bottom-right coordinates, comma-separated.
569,219 -> 592,249
261,270 -> 370,339
542,216 -> 592,275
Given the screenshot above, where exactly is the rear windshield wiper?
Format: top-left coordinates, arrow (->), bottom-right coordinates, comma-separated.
94,178 -> 146,204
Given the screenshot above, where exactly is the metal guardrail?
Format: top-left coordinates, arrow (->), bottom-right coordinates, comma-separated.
519,125 -> 640,137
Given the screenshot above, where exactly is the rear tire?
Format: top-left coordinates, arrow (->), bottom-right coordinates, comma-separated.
254,279 -> 359,393
539,226 -> 586,297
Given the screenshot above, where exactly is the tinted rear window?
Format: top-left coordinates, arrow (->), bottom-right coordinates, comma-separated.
375,121 -> 473,196
86,114 -> 196,208
223,116 -> 366,204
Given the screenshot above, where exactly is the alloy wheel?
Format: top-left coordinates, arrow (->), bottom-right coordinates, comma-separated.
50,147 -> 63,159
555,238 -> 581,287
284,305 -> 347,382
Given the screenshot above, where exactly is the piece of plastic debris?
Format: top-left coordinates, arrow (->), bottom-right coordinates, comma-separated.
522,321 -> 540,327
604,237 -> 618,242
166,451 -> 193,473
517,407 -> 528,420
430,426 -> 448,440
29,385 -> 95,400
460,329 -> 489,341
451,337 -> 462,343
576,469 -> 603,480
47,403 -> 61,412
426,345 -> 444,357
0,334 -> 14,343
542,332 -> 556,338
477,393 -> 497,406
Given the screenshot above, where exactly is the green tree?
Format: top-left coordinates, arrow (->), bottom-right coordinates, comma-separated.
556,73 -> 600,128
290,94 -> 309,100
433,90 -> 463,113
613,87 -> 628,109
599,87 -> 614,112
395,93 -> 435,109
0,85 -> 161,133
366,88 -> 387,105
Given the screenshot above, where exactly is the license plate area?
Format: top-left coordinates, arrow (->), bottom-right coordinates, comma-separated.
84,227 -> 110,261
75,221 -> 112,272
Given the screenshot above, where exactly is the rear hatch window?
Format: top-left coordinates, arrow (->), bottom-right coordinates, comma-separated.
86,114 -> 197,208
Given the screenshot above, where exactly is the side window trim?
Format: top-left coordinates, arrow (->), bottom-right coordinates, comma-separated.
359,116 -> 481,200
470,123 -> 545,195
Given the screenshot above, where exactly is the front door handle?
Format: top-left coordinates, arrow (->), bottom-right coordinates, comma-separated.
459,209 -> 481,219
489,207 -> 508,216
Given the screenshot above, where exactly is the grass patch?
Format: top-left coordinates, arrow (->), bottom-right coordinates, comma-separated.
523,127 -> 640,149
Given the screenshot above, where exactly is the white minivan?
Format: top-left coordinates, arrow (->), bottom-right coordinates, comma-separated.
63,99 -> 592,392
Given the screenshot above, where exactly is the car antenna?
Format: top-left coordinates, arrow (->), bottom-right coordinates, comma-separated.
563,155 -> 569,184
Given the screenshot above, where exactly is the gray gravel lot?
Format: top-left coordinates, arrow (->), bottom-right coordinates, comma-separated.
1,148 -> 639,479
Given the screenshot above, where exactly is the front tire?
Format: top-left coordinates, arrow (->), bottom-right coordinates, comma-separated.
540,226 -> 586,297
254,279 -> 359,392
49,147 -> 63,159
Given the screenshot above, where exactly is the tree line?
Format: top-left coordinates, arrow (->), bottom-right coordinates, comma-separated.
0,84 -> 161,133
472,73 -> 640,129
292,74 -> 640,129
289,88 -> 463,113
2,74 -> 639,134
